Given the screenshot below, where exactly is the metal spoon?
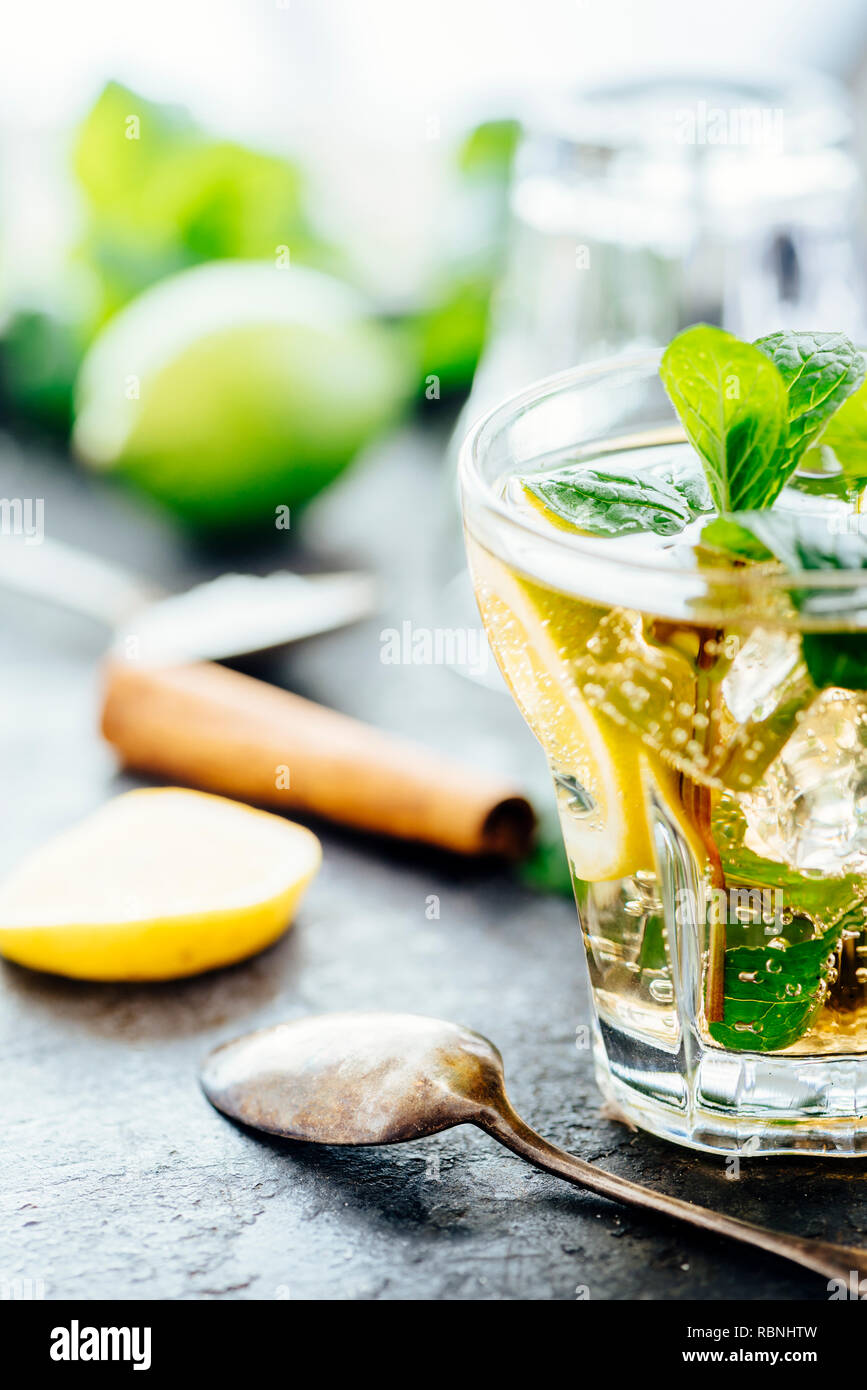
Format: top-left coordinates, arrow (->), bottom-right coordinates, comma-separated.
200,1011 -> 867,1286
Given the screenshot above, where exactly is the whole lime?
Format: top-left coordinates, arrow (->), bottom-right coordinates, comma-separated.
73,261 -> 409,530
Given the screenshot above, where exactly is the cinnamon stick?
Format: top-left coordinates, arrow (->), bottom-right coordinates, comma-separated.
100,660 -> 535,859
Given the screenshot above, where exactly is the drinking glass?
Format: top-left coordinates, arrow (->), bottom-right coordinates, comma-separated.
460,353 -> 867,1155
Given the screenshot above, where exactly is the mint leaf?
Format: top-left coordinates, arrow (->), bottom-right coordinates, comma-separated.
521,458 -> 712,538
708,920 -> 842,1051
660,324 -> 788,511
802,632 -> 867,688
707,801 -> 862,1050
819,377 -> 867,479
700,515 -> 775,563
705,510 -> 867,687
753,331 -> 865,477
707,509 -> 867,576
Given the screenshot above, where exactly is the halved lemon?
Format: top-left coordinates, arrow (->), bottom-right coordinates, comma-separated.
468,538 -> 700,882
0,788 -> 321,980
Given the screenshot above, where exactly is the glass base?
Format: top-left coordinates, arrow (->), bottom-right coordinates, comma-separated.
593,1026 -> 867,1156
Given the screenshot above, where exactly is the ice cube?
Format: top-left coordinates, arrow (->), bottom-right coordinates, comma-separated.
741,689 -> 867,874
722,628 -> 803,726
716,628 -> 814,791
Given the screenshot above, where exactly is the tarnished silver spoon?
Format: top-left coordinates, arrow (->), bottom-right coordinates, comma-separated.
200,1011 -> 866,1285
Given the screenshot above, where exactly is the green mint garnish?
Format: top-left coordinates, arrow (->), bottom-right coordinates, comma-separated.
716,802 -> 863,921
661,325 -> 865,512
665,325 -> 867,687
659,324 -> 789,511
700,515 -> 776,564
703,509 -> 867,574
803,633 -> 867,689
706,802 -> 863,1052
523,328 -> 865,542
521,458 -> 712,538
753,330 -> 865,478
708,918 -> 843,1052
703,509 -> 867,690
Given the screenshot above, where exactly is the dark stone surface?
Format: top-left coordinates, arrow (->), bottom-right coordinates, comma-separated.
2,428 -> 866,1302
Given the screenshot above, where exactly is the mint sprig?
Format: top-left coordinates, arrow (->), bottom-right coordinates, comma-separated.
666,326 -> 867,686
753,330 -> 865,478
519,326 -> 865,542
661,325 -> 865,513
660,325 -> 789,511
709,920 -> 842,1052
707,802 -> 863,1052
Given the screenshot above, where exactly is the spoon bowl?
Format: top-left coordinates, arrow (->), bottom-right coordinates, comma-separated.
200,1011 -> 504,1145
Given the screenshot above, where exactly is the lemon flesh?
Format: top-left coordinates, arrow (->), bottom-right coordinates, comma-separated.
0,788 -> 321,980
468,539 -> 700,882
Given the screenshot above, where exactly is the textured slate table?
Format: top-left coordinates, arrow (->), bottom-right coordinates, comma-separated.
2,425 -> 865,1302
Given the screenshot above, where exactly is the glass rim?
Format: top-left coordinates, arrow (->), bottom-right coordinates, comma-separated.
458,348 -> 867,594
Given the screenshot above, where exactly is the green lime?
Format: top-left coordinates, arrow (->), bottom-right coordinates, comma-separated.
73,261 -> 409,530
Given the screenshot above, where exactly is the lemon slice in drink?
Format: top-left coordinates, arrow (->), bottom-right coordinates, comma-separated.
468,539 -> 694,882
0,788 -> 321,980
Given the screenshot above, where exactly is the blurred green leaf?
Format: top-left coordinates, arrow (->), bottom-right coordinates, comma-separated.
457,118 -> 521,177
72,82 -> 330,330
73,81 -> 198,223
416,274 -> 492,399
1,81 -> 341,434
515,798 -> 574,896
0,310 -> 85,433
414,117 -> 520,399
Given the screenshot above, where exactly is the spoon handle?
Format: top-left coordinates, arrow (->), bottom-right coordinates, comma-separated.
481,1104 -> 866,1286
0,535 -> 155,626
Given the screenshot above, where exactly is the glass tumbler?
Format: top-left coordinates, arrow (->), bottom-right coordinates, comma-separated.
460,353 -> 867,1155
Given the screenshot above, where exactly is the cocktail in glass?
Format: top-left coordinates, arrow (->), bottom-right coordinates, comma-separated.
460,352 -> 867,1155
